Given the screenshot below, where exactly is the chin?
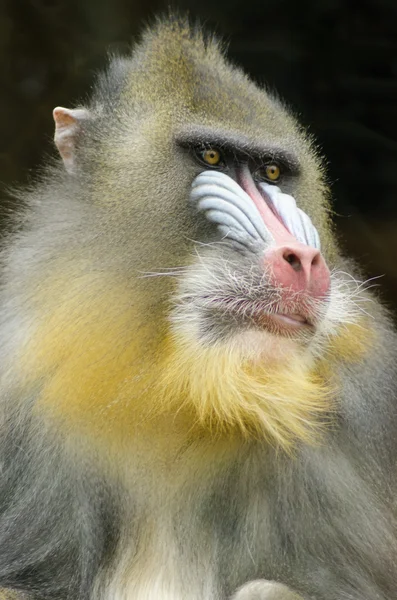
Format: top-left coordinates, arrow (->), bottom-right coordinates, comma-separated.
231,328 -> 313,365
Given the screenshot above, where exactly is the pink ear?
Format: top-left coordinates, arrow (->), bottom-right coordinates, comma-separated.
53,107 -> 90,173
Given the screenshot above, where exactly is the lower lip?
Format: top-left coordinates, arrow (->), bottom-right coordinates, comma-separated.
253,310 -> 312,333
270,313 -> 309,327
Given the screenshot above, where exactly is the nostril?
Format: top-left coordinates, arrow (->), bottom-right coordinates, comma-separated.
283,251 -> 302,272
311,252 -> 321,267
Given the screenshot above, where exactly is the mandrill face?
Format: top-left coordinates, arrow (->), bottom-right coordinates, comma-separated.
170,143 -> 347,361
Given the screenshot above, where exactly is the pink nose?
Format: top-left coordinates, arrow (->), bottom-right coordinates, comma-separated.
264,242 -> 330,299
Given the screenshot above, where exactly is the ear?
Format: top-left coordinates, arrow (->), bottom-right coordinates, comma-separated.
53,107 -> 90,174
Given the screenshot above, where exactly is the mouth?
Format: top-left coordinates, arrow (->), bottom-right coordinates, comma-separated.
208,296 -> 316,337
268,312 -> 310,327
253,310 -> 313,336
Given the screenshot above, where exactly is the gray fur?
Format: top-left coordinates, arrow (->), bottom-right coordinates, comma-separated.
0,15 -> 396,600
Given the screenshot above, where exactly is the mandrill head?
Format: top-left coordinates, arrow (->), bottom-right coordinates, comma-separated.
47,18 -> 371,448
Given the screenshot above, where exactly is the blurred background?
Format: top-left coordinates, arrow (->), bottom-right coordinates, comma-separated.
1,0 -> 396,313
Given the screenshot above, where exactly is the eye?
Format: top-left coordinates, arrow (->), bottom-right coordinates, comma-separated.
264,163 -> 281,182
198,148 -> 223,167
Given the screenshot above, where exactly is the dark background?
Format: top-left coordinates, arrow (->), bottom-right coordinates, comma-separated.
1,0 -> 396,312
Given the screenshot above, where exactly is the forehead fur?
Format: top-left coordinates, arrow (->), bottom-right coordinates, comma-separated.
94,17 -> 302,145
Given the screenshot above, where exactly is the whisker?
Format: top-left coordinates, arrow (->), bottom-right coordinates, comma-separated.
138,270 -> 187,279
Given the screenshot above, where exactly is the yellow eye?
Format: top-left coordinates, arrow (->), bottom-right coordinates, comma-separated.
265,164 -> 281,181
202,148 -> 222,166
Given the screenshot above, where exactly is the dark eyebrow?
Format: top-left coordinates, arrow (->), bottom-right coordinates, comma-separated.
174,125 -> 301,173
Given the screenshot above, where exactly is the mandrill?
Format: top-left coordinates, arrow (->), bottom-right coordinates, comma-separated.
0,15 -> 396,600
